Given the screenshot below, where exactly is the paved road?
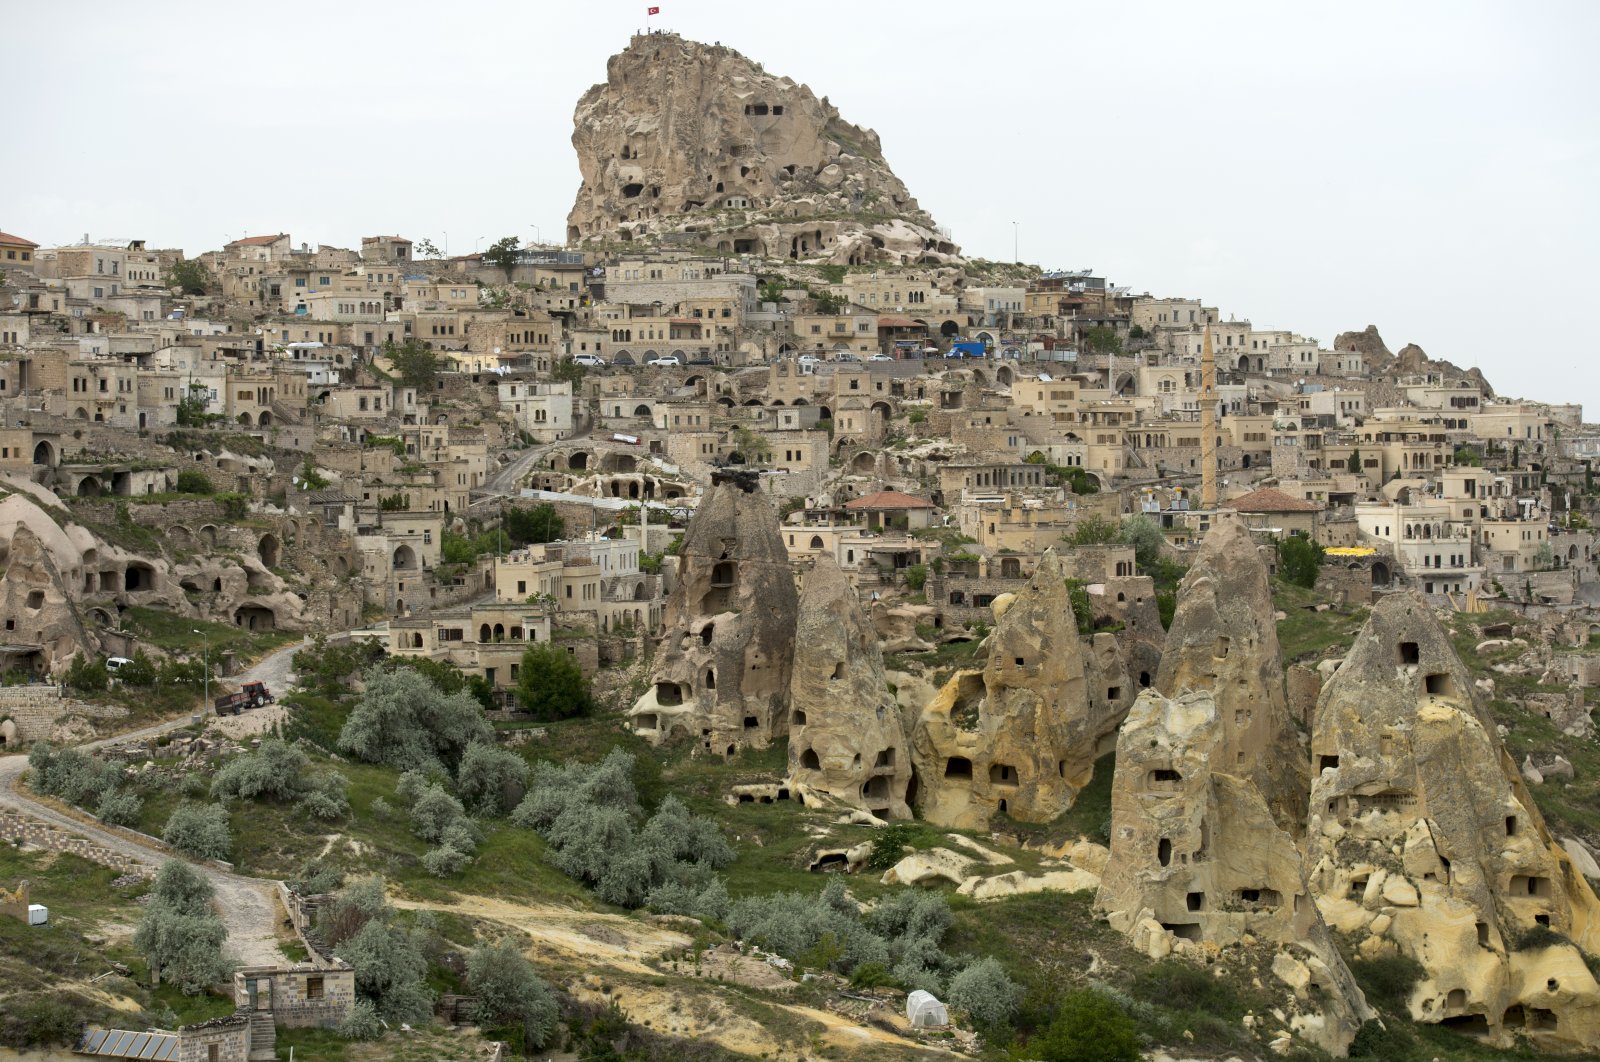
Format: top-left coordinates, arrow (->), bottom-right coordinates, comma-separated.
480,426 -> 591,499
0,638 -> 308,967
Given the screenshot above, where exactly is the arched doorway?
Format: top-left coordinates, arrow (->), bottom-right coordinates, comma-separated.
394,544 -> 416,570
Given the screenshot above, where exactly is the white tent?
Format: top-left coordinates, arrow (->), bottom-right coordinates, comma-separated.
906,990 -> 949,1028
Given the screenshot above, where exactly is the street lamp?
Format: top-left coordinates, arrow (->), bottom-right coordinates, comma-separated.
1012,221 -> 1019,264
192,629 -> 209,710
529,224 -> 542,246
474,235 -> 488,254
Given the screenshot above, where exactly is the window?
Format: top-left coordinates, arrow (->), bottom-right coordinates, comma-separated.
306,976 -> 324,1000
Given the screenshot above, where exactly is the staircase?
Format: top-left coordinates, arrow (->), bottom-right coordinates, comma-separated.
247,1011 -> 277,1061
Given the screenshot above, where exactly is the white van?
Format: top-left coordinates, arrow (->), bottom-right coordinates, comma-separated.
105,657 -> 134,672
571,354 -> 604,368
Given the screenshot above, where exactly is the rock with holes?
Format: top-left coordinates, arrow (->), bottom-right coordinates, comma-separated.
1156,513 -> 1308,835
787,552 -> 910,819
1096,688 -> 1372,1056
627,469 -> 798,754
1306,593 -> 1600,1050
908,549 -> 1131,830
566,32 -> 960,265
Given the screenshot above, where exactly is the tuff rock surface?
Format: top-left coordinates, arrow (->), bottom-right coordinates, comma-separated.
1306,593 -> 1600,1049
628,469 -> 798,753
567,32 -> 960,265
909,549 -> 1131,830
787,552 -> 911,819
1097,688 -> 1372,1055
1156,514 -> 1308,834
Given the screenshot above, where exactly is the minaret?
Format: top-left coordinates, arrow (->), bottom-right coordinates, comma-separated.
1200,324 -> 1218,510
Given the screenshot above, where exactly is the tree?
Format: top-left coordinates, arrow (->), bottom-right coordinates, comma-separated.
211,739 -> 310,802
165,258 -> 212,296
414,237 -> 442,260
337,666 -> 493,774
456,743 -> 530,816
1030,989 -> 1139,1062
552,359 -> 587,386
341,918 -> 434,1023
466,939 -> 560,1050
948,956 -> 1022,1032
505,503 -> 565,546
175,470 -> 213,495
482,236 -> 522,281
384,339 -> 440,390
1117,514 -> 1164,571
1062,515 -> 1119,547
1347,449 -> 1363,474
515,643 -> 593,720
163,803 -> 232,860
1276,534 -> 1324,589
133,860 -> 231,994
63,654 -> 108,693
1081,325 -> 1122,355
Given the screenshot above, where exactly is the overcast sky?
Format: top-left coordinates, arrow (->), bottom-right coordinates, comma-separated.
7,1 -> 1596,416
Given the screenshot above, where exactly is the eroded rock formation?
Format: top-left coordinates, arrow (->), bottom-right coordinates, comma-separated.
910,549 -> 1131,829
1156,514 -> 1308,833
567,32 -> 960,265
628,469 -> 798,754
1097,688 -> 1371,1054
787,553 -> 910,819
1307,594 -> 1600,1049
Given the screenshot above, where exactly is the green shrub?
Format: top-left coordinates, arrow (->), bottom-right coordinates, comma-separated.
0,996 -> 86,1047
175,470 -> 213,495
1348,1017 -> 1412,1057
337,998 -> 383,1040
1130,960 -> 1240,1014
904,563 -> 927,593
514,642 -> 593,720
1276,534 -> 1325,589
948,956 -> 1022,1031
337,666 -> 493,774
1030,989 -> 1139,1062
455,742 -> 529,816
162,802 -> 232,860
211,739 -> 310,802
467,938 -> 560,1049
63,654 -> 109,693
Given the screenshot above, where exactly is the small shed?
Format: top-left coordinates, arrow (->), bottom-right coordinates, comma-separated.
906,989 -> 949,1028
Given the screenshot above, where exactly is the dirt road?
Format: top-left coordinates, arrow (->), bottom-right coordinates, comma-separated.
0,639 -> 307,966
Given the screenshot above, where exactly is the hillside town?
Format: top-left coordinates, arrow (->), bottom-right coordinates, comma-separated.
2,28 -> 1599,1062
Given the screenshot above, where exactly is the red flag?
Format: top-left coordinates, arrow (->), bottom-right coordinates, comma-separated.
647,5 -> 659,13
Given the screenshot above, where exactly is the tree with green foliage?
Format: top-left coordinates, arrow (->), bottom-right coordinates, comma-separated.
414,237 -> 442,260
514,643 -> 593,720
904,563 -> 927,593
1081,325 -> 1123,355
1276,534 -> 1325,589
1347,449 -> 1363,474
482,236 -> 522,281
948,956 -> 1022,1033
552,358 -> 587,386
384,338 -> 440,390
341,916 -> 434,1023
1062,515 -> 1119,547
63,654 -> 108,693
162,803 -> 232,860
165,258 -> 212,296
466,939 -> 560,1051
175,470 -> 213,495
1030,989 -> 1139,1062
1117,514 -> 1164,571
758,280 -> 786,303
133,860 -> 231,994
298,459 -> 330,490
505,502 -> 565,545
1064,579 -> 1095,635
211,739 -> 309,802
338,666 -> 493,775
456,742 -> 530,816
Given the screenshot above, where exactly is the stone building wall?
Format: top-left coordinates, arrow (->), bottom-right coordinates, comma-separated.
176,1016 -> 250,1062
0,685 -> 125,743
233,964 -> 356,1028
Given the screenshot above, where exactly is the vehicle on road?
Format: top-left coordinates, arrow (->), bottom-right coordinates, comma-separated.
687,353 -> 715,366
214,681 -> 274,716
869,353 -> 895,362
647,355 -> 681,368
571,353 -> 604,368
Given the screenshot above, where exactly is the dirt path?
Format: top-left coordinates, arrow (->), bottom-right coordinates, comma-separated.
391,893 -> 945,1058
0,639 -> 307,967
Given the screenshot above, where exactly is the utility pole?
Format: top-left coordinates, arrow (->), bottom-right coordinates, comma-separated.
192,629 -> 209,711
1011,221 -> 1018,264
1201,325 -> 1218,511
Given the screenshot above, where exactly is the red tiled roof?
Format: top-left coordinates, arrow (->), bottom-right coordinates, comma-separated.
0,231 -> 39,248
1227,487 -> 1321,513
876,316 -> 926,328
227,234 -> 288,247
845,490 -> 936,510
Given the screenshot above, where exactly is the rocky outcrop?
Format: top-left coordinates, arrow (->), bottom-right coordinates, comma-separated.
909,549 -> 1131,830
1155,514 -> 1308,834
1333,325 -> 1392,361
1307,594 -> 1600,1050
787,553 -> 910,819
628,469 -> 798,754
567,32 -> 959,266
1098,689 -> 1372,1055
1332,325 -> 1494,395
0,523 -> 96,673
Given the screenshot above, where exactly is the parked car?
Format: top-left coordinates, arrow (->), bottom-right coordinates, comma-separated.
647,355 -> 682,368
571,353 -> 604,368
687,353 -> 715,366
869,353 -> 895,362
105,656 -> 134,672
834,352 -> 860,363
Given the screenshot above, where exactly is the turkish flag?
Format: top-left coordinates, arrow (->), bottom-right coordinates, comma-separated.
648,5 -> 660,13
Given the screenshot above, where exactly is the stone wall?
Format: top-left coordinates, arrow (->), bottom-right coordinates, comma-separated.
176,1015 -> 250,1062
0,810 -> 153,878
0,685 -> 126,743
